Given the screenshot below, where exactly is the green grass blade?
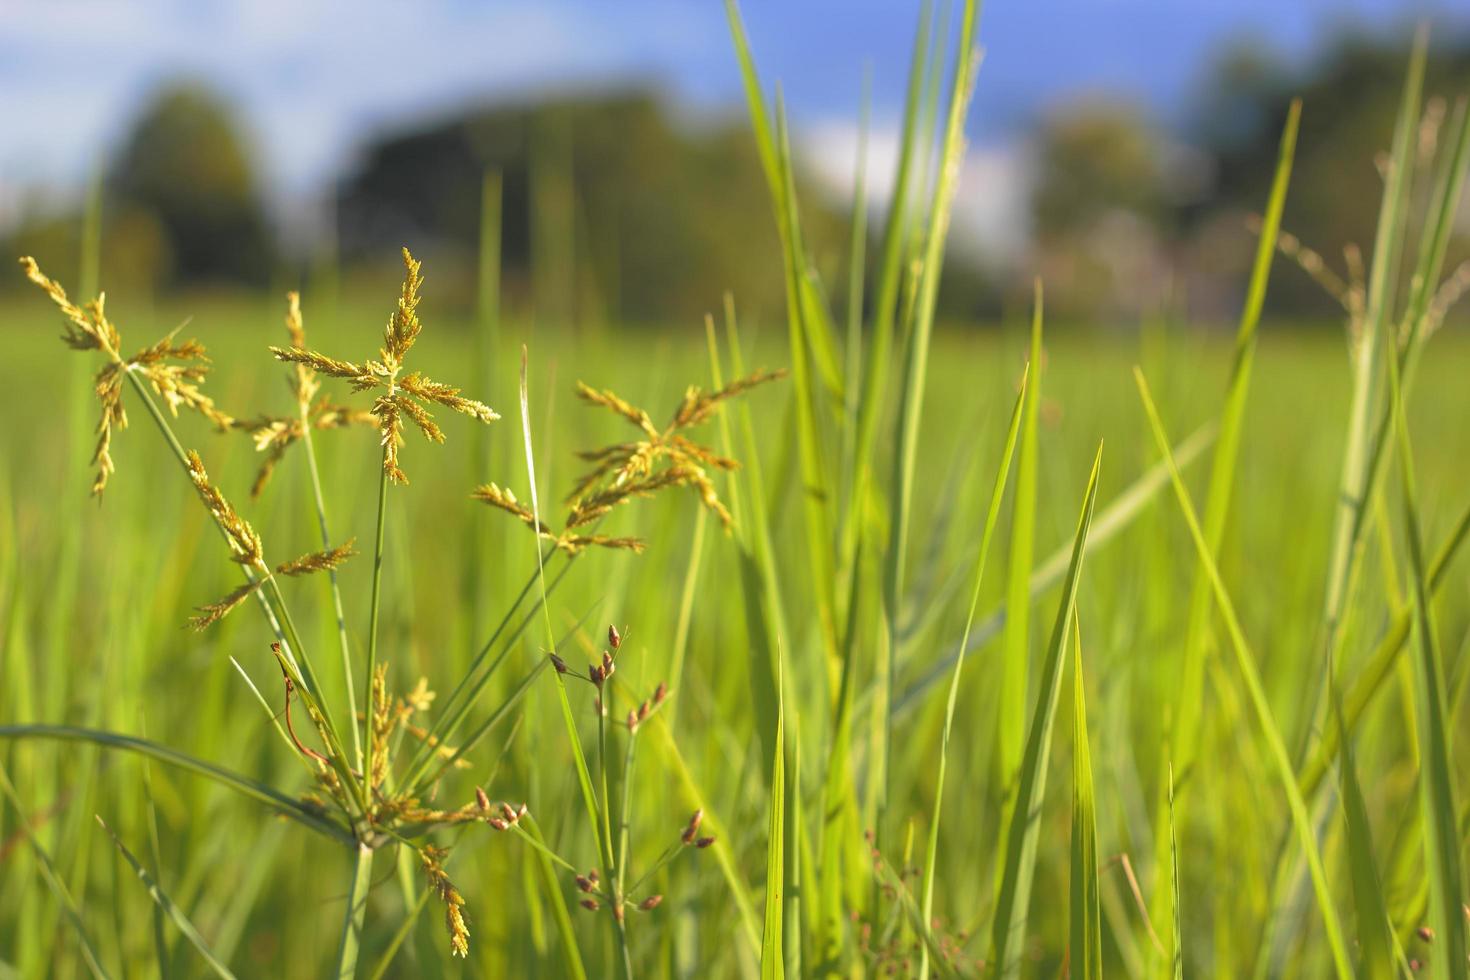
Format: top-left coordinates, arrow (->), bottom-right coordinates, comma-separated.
1069,610 -> 1102,980
1153,100 -> 1299,977
884,1 -> 980,850
1168,766 -> 1183,980
760,652 -> 786,980
772,100 -> 839,666
334,844 -> 374,980
96,816 -> 236,980
518,347 -> 606,870
0,725 -> 350,843
844,0 -> 935,563
724,0 -> 844,401
884,0 -> 980,623
1174,98 -> 1300,770
990,443 -> 1103,979
1299,495 -> 1470,796
918,364 -> 1028,980
998,282 -> 1043,853
896,421 -> 1216,715
1134,369 -> 1353,980
1329,663 -> 1394,979
523,816 -> 589,980
1315,29 -> 1426,720
0,763 -> 109,980
1385,309 -> 1468,980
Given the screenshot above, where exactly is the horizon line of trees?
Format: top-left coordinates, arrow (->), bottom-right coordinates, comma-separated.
4,27 -> 1468,327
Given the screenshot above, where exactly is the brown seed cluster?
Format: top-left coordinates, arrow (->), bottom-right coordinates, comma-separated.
269,248 -> 497,484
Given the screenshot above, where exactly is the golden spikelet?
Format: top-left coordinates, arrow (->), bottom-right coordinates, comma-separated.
185,451 -> 264,569
20,257 -> 120,357
565,370 -> 781,530
372,395 -> 408,484
267,346 -> 368,382
267,249 -> 495,484
188,580 -> 264,630
575,382 -> 658,437
419,845 -> 470,958
385,247 -> 424,366
370,663 -> 393,789
21,257 -> 234,495
479,370 -> 779,552
275,538 -> 358,577
471,483 -> 552,534
393,394 -> 445,444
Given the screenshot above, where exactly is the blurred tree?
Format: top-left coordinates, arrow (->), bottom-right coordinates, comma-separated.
1190,30 -> 1470,316
338,91 -> 846,326
109,82 -> 275,285
1028,101 -> 1174,319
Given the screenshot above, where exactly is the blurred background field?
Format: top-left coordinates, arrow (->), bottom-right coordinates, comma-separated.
4,2 -> 1470,978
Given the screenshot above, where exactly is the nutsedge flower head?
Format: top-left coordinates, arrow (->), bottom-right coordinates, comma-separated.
269,247 -> 497,485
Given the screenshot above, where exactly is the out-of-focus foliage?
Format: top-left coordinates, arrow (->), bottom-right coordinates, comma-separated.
107,82 -> 276,287
1193,30 -> 1470,314
1029,102 -> 1173,319
1026,30 -> 1470,321
337,92 -> 847,326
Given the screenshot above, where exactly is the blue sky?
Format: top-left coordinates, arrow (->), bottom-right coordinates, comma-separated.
1,0 -> 1461,249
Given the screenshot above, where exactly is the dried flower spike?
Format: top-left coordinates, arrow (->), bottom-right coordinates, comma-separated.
639,895 -> 663,911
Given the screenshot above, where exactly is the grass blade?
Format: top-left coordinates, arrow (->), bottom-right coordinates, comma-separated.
1385,307 -> 1468,980
760,651 -> 786,980
1329,662 -> 1394,978
0,725 -> 350,843
896,421 -> 1216,715
518,346 -> 607,873
918,364 -> 1028,980
1168,766 -> 1183,980
0,763 -> 109,980
95,816 -> 236,980
990,443 -> 1103,979
1173,98 -> 1300,770
1069,610 -> 1101,980
997,282 -> 1043,865
334,843 -> 374,980
1134,369 -> 1353,980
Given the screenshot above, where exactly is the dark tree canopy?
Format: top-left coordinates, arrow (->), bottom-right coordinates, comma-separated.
109,82 -> 275,285
1191,29 -> 1470,314
337,91 -> 847,325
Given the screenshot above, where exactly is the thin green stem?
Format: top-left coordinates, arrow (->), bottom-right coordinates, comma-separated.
334,843 -> 375,979
300,415 -> 362,770
120,365 -> 362,818
598,680 -> 633,980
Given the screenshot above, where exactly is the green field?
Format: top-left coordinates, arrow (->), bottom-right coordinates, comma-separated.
3,5 -> 1470,979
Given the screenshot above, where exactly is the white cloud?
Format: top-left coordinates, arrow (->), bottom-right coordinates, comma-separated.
800,117 -> 1032,268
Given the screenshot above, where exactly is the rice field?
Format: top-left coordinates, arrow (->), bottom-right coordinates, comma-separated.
2,3 -> 1470,978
